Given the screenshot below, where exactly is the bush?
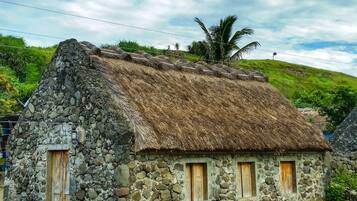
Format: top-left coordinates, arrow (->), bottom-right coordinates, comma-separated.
116,41 -> 164,56
293,86 -> 357,131
188,41 -> 207,57
326,170 -> 357,201
0,34 -> 56,115
326,183 -> 347,201
0,35 -> 54,81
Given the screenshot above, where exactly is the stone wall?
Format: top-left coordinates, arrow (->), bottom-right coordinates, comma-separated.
4,39 -> 135,201
117,152 -> 326,201
330,153 -> 357,174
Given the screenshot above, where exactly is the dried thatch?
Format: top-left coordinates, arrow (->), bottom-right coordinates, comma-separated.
99,57 -> 329,152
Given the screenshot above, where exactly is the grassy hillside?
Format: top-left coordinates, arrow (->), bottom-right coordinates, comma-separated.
0,35 -> 56,114
235,59 -> 357,102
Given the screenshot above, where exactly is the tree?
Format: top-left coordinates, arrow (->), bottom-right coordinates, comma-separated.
174,43 -> 179,51
194,15 -> 260,62
188,41 -> 208,58
295,86 -> 357,131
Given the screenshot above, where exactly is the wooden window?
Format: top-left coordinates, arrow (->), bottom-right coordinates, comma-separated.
46,150 -> 70,201
237,162 -> 256,197
185,163 -> 208,201
280,161 -> 297,193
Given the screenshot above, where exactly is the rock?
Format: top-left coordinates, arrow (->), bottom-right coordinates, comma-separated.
173,163 -> 184,171
78,162 -> 88,174
160,189 -> 171,200
220,182 -> 229,189
28,103 -> 35,113
76,190 -> 85,200
114,187 -> 129,197
136,171 -> 146,179
131,191 -> 141,201
88,189 -> 98,199
142,189 -> 151,199
115,164 -> 130,186
155,183 -> 167,190
74,91 -> 81,100
172,184 -> 182,193
70,97 -> 75,105
265,177 -> 274,185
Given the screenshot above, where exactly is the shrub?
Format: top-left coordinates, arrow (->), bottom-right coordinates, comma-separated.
293,86 -> 357,131
117,41 -> 164,56
326,169 -> 357,201
188,41 -> 207,57
326,183 -> 347,201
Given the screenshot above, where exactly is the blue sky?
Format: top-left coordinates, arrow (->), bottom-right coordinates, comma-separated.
0,0 -> 357,76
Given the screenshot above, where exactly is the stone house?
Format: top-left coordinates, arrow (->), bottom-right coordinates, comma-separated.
5,39 -> 330,201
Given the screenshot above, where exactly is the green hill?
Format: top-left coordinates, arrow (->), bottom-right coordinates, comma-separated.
235,59 -> 357,101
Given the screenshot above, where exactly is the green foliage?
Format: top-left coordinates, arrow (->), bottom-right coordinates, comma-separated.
0,35 -> 55,81
194,15 -> 259,62
188,41 -> 207,58
116,41 -> 164,56
326,170 -> 357,201
0,34 -> 56,115
294,86 -> 357,131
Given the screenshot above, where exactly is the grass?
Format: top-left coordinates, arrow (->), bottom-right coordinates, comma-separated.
234,59 -> 357,100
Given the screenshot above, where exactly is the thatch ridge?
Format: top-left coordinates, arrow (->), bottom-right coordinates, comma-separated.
80,41 -> 268,82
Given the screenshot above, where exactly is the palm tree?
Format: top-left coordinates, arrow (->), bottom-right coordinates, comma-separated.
194,15 -> 260,62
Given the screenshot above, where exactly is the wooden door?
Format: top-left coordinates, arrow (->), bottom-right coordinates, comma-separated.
46,151 -> 70,201
185,163 -> 207,201
280,161 -> 296,193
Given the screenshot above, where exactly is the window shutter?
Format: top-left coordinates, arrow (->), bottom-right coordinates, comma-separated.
185,163 -> 208,201
280,161 -> 297,193
237,162 -> 256,197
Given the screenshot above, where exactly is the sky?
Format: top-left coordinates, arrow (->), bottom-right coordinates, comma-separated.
0,0 -> 356,76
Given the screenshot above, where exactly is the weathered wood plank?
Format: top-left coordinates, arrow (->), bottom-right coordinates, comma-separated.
46,151 -> 70,201
185,163 -> 207,201
280,161 -> 296,193
237,162 -> 256,198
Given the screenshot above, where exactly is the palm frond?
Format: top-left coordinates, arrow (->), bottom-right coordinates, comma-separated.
231,41 -> 260,60
228,27 -> 254,46
220,15 -> 237,59
194,17 -> 213,45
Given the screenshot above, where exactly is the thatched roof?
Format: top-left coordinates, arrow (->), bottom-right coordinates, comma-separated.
80,41 -> 330,152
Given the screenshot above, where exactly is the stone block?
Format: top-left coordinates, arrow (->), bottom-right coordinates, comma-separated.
115,164 -> 130,186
